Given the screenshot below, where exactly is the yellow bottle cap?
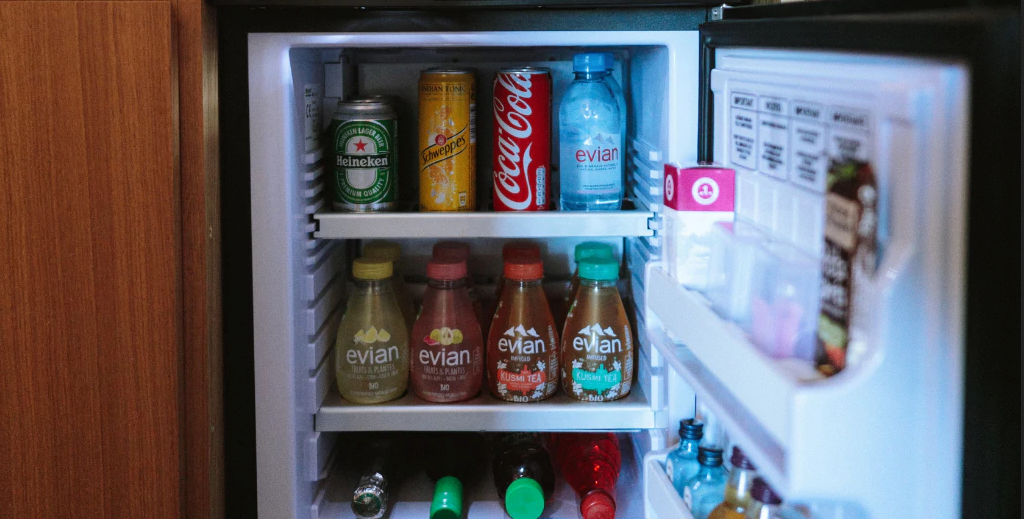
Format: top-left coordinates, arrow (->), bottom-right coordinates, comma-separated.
363,241 -> 402,262
352,258 -> 393,280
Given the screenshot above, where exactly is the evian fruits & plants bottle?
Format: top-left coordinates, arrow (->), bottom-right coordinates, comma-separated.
410,257 -> 483,403
488,257 -> 559,402
335,258 -> 409,404
561,257 -> 633,402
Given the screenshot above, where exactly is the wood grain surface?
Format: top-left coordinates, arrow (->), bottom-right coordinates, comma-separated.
0,2 -> 182,518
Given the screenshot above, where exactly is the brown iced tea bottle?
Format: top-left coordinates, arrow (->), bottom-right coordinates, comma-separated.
487,257 -> 559,402
561,258 -> 633,402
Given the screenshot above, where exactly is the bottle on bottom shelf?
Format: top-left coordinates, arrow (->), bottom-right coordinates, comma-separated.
666,419 -> 704,495
683,446 -> 728,519
492,433 -> 556,519
350,433 -> 417,519
551,433 -> 622,519
424,433 -> 486,519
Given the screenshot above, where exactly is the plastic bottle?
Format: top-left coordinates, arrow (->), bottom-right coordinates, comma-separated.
493,241 -> 542,302
335,258 -> 409,404
683,447 -> 729,519
492,433 -> 556,519
708,447 -> 759,519
551,433 -> 622,519
433,240 -> 489,337
363,240 -> 416,330
563,242 -> 615,315
488,257 -> 559,402
424,433 -> 486,519
558,52 -> 624,211
350,433 -> 417,519
561,257 -> 633,402
666,419 -> 704,495
410,258 -> 483,402
744,477 -> 783,519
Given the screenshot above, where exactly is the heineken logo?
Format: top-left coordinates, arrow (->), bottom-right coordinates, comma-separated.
338,154 -> 391,168
332,119 -> 396,206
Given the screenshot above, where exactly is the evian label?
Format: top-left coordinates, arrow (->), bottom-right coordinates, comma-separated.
565,322 -> 632,402
566,133 -> 622,195
492,323 -> 558,402
492,69 -> 551,211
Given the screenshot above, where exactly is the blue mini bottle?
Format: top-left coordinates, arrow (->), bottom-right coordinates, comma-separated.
558,52 -> 624,211
683,446 -> 729,519
665,419 -> 704,496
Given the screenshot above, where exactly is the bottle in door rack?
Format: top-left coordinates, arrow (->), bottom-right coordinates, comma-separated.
708,447 -> 759,519
666,419 -> 704,495
488,256 -> 559,403
335,258 -> 409,404
683,446 -> 728,519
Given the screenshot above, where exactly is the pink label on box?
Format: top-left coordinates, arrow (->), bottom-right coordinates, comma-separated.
664,164 -> 736,212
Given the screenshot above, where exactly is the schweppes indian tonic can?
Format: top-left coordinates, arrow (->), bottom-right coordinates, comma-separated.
329,99 -> 398,212
418,69 -> 476,211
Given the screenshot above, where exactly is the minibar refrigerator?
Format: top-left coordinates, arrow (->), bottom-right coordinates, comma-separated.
216,2 -> 1019,519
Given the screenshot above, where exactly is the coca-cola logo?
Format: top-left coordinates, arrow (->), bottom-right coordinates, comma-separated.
493,72 -> 536,210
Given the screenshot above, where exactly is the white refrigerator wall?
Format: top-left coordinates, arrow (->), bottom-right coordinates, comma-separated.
250,31 -> 699,519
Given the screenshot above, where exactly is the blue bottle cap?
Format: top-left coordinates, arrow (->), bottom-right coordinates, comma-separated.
573,53 -> 611,73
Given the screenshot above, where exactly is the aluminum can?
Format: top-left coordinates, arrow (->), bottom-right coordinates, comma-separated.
418,69 -> 476,211
492,67 -> 552,211
329,99 -> 398,212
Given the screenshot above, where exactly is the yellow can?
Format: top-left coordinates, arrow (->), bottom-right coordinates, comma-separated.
418,69 -> 476,211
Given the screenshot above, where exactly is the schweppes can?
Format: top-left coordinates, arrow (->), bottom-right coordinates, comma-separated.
418,69 -> 476,211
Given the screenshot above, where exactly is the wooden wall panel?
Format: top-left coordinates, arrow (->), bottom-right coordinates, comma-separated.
0,3 -> 182,518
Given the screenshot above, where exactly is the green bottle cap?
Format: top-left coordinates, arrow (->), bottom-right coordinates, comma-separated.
430,476 -> 464,519
578,258 -> 619,281
505,477 -> 545,519
574,242 -> 614,263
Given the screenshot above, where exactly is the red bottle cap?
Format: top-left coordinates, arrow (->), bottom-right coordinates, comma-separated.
504,258 -> 543,280
427,259 -> 468,281
581,491 -> 616,519
433,241 -> 471,262
502,242 -> 541,262
730,446 -> 756,470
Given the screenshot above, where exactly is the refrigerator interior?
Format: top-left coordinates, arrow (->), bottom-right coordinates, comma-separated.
247,28 -> 972,519
250,31 -> 698,519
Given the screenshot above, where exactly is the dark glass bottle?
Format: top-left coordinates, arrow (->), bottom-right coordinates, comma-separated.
424,433 -> 486,519
350,433 -> 416,519
492,433 -> 556,519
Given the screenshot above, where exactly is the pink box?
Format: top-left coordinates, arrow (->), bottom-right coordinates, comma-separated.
662,163 -> 736,289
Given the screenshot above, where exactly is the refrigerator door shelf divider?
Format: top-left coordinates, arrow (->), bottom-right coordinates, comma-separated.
313,209 -> 656,239
643,449 -> 695,519
315,384 -> 656,432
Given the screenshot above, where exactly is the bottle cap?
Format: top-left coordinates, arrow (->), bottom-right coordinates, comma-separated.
352,473 -> 388,519
574,242 -> 614,263
578,258 -> 619,281
678,419 -> 704,440
433,241 -> 471,262
697,446 -> 723,466
502,242 -> 541,262
352,258 -> 393,280
730,446 -> 756,470
427,259 -> 468,281
504,258 -> 544,281
580,490 -> 616,519
750,477 -> 782,505
505,477 -> 545,519
363,240 -> 402,262
429,476 -> 464,519
573,52 -> 611,73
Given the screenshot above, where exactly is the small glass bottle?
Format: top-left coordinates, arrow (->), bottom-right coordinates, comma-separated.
683,446 -> 729,519
708,447 -> 759,519
666,419 -> 704,495
744,477 -> 783,519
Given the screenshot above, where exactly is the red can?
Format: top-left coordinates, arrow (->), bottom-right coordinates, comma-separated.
492,67 -> 552,211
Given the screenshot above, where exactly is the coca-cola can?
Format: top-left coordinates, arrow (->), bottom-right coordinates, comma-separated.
492,67 -> 552,211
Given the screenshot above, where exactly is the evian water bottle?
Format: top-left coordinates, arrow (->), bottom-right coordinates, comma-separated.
559,53 -> 623,211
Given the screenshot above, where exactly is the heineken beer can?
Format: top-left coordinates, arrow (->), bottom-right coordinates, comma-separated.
329,99 -> 398,212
